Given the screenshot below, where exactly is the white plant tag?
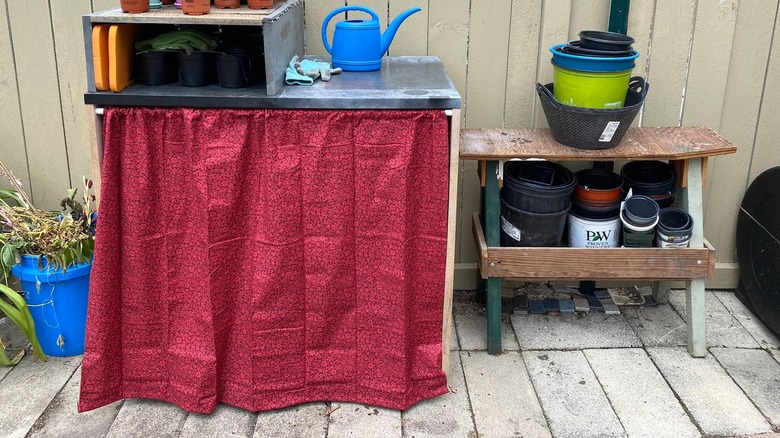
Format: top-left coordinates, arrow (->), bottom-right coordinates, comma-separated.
599,121 -> 621,142
501,216 -> 522,242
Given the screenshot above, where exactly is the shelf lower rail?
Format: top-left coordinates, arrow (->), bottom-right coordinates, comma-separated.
472,213 -> 715,281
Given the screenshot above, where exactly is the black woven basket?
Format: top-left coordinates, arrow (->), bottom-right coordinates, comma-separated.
536,77 -> 649,150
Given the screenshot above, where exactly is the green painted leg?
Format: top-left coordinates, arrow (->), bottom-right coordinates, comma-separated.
686,279 -> 707,356
487,278 -> 502,354
683,158 -> 706,356
477,175 -> 487,304
653,281 -> 671,303
484,161 -> 503,355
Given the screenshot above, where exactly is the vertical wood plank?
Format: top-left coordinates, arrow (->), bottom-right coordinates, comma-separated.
749,4 -> 780,182
641,0 -> 696,127
681,0 -> 738,129
428,0 -> 468,102
51,1 -> 94,190
461,0 -> 512,266
304,0 -> 344,56
7,0 -> 71,208
388,0 -> 428,56
567,0 -> 609,41
442,108 -> 461,376
429,0 -> 470,264
346,0 -> 387,30
0,0 -> 30,193
533,0 -> 571,127
626,0 -> 655,98
464,0 -> 512,129
705,0 -> 778,263
503,0 -> 542,129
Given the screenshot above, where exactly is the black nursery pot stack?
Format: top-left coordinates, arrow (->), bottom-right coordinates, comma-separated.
500,161 -> 576,247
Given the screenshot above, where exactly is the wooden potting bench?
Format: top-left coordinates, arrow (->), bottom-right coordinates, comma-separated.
460,126 -> 736,357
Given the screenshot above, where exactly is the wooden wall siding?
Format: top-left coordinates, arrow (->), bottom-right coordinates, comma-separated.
707,0 -> 778,264
0,0 -> 115,208
0,2 -> 28,196
3,1 -> 780,285
4,0 -> 70,207
750,2 -> 780,182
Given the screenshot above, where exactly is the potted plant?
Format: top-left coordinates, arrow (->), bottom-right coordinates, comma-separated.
0,159 -> 96,357
181,0 -> 211,15
247,0 -> 274,9
120,0 -> 150,13
0,283 -> 45,365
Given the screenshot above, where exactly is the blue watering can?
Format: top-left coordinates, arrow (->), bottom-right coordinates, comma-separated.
321,5 -> 422,72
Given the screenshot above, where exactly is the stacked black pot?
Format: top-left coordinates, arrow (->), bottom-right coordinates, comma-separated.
500,161 -> 576,247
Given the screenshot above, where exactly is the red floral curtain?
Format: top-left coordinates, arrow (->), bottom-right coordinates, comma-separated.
78,107 -> 451,414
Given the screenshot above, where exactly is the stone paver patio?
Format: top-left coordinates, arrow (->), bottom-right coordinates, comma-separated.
1,289 -> 779,438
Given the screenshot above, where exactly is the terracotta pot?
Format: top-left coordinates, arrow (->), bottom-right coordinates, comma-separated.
214,0 -> 240,8
247,0 -> 274,9
120,0 -> 150,13
181,0 -> 210,15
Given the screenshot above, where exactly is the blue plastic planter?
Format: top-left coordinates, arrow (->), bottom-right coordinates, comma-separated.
550,44 -> 638,72
11,255 -> 91,356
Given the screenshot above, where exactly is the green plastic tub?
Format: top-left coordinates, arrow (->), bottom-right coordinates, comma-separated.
553,64 -> 632,108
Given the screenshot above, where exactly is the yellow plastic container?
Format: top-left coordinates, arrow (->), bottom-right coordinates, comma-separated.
553,64 -> 632,109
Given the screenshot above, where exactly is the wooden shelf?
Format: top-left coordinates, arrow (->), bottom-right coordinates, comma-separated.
82,0 -> 303,96
463,126 -> 737,357
460,126 -> 736,161
88,2 -> 290,26
472,213 -> 715,281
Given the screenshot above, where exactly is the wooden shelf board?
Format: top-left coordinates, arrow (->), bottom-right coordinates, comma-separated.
473,213 -> 715,281
460,126 -> 737,161
88,1 -> 292,26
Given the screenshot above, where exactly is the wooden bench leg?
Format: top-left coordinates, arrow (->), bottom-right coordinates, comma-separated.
653,281 -> 671,303
686,279 -> 707,356
683,158 -> 706,357
484,160 -> 503,355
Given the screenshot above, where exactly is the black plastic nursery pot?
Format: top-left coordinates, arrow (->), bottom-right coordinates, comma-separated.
621,160 -> 677,207
178,51 -> 216,87
623,195 -> 660,226
216,48 -> 255,88
574,168 -> 623,202
501,161 -> 577,214
500,198 -> 570,247
578,30 -> 635,51
136,51 -> 178,85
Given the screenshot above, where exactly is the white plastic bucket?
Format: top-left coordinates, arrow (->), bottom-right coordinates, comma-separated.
567,213 -> 621,248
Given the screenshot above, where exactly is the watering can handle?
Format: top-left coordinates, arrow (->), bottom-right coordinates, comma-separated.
321,6 -> 380,54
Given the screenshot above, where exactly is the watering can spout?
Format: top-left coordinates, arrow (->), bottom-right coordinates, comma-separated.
380,7 -> 422,55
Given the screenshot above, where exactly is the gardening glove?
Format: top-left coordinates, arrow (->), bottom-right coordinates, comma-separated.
285,56 -> 314,86
135,29 -> 218,55
296,59 -> 342,82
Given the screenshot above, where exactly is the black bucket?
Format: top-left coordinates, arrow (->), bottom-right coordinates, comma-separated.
500,198 -> 570,247
656,208 -> 693,248
621,161 -> 676,207
502,161 -> 577,214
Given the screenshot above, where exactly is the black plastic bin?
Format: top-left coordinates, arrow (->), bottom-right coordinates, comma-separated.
502,160 -> 577,214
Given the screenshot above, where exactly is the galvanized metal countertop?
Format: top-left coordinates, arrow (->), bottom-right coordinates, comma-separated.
84,56 -> 462,109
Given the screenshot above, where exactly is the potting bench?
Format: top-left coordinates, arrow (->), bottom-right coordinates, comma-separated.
460,126 -> 736,357
79,3 -> 463,413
